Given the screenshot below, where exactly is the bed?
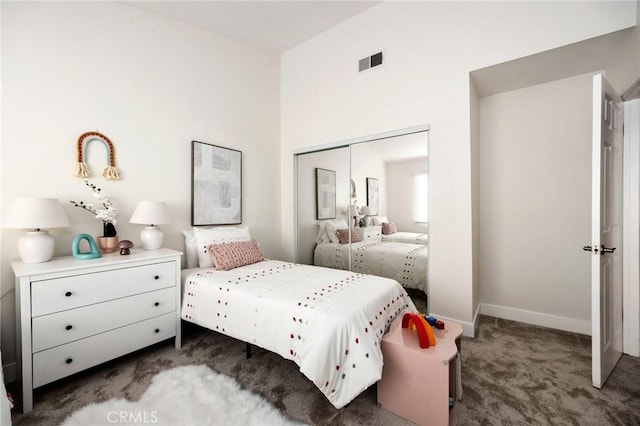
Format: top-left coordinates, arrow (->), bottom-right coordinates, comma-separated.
181,226 -> 417,409
313,240 -> 428,292
381,231 -> 428,245
368,216 -> 428,245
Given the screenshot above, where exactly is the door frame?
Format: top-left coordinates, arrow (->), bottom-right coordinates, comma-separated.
623,99 -> 640,357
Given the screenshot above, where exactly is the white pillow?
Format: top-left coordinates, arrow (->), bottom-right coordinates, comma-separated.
193,225 -> 251,268
371,216 -> 388,226
325,219 -> 348,244
182,229 -> 198,269
316,222 -> 331,244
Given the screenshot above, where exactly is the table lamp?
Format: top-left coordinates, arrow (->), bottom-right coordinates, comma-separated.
349,204 -> 360,227
4,198 -> 70,263
129,201 -> 172,250
359,205 -> 372,226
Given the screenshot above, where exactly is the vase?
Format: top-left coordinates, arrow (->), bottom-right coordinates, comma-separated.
97,236 -> 119,254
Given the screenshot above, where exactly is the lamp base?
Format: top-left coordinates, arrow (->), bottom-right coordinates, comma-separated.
18,231 -> 55,263
140,226 -> 163,250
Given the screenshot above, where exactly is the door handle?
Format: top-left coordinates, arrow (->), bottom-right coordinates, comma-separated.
600,245 -> 616,255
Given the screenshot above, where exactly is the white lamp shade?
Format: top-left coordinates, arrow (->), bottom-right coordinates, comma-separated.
129,201 -> 172,225
4,198 -> 70,229
359,205 -> 372,216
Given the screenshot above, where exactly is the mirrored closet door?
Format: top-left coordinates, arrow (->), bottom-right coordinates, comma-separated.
294,128 -> 429,295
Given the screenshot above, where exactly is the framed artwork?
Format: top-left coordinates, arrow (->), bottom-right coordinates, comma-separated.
316,168 -> 336,220
366,177 -> 379,215
191,140 -> 242,226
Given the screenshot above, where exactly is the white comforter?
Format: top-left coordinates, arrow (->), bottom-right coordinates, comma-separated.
381,231 -> 428,245
182,260 -> 416,409
314,241 -> 428,292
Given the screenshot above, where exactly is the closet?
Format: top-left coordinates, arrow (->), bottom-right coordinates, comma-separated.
294,127 -> 430,294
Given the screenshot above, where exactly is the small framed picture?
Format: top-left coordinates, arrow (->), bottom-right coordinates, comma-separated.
366,177 -> 379,215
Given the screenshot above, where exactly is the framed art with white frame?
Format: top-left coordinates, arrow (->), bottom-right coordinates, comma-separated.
366,177 -> 379,215
316,168 -> 336,220
191,141 -> 242,226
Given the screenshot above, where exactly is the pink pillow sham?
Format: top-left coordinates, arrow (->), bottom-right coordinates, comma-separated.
208,239 -> 265,271
336,228 -> 362,244
382,222 -> 397,235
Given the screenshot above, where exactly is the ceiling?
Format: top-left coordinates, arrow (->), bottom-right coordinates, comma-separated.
123,1 -> 636,98
471,28 -> 634,97
122,1 -> 380,53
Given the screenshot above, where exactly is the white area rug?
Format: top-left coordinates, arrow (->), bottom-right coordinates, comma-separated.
62,365 -> 306,426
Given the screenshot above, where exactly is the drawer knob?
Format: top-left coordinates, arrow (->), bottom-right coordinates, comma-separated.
154,275 -> 160,280
154,302 -> 160,307
65,325 -> 73,331
65,291 -> 72,297
66,358 -> 73,364
154,328 -> 160,333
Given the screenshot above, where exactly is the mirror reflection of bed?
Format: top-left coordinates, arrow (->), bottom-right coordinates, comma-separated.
295,129 -> 429,306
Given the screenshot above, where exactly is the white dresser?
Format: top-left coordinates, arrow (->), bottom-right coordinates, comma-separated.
12,248 -> 182,413
354,225 -> 382,241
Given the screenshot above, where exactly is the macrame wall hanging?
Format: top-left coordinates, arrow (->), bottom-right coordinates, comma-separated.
72,131 -> 121,180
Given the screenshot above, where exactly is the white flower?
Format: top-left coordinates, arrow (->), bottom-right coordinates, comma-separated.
95,207 -> 117,225
70,181 -> 117,225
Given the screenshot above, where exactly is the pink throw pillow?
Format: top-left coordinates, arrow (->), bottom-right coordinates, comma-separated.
382,222 -> 397,235
336,228 -> 362,244
208,239 -> 265,271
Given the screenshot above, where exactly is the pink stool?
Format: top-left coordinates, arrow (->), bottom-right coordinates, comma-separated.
377,317 -> 463,426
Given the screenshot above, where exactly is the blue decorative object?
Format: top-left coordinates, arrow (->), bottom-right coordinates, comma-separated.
72,234 -> 102,259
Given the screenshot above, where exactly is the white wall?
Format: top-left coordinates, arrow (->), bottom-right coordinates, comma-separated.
478,73 -> 593,334
280,1 -> 635,333
1,2 -> 280,376
386,158 -> 429,233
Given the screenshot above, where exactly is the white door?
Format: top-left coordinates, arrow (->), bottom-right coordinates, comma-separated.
589,73 -> 623,388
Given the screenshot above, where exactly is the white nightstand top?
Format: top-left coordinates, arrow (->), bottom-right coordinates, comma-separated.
12,248 -> 182,277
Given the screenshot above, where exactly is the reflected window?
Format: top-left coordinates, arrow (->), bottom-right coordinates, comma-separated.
413,173 -> 428,223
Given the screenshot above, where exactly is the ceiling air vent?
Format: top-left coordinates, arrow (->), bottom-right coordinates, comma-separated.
359,51 -> 384,73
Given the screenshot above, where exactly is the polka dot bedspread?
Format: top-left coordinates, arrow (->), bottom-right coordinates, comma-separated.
181,259 -> 417,408
313,241 -> 428,292
381,231 -> 429,245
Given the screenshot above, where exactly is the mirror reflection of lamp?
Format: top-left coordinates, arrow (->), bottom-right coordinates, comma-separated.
349,204 -> 360,227
359,205 -> 372,227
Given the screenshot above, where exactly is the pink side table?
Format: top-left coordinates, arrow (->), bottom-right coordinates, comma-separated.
377,317 -> 463,426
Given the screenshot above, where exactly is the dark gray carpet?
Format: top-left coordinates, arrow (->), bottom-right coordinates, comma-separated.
8,298 -> 640,425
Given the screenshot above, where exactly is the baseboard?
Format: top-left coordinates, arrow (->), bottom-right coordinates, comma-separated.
430,312 -> 477,338
2,362 -> 16,384
479,303 -> 591,335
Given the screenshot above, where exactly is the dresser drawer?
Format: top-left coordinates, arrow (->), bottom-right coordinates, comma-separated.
31,262 -> 176,317
33,312 -> 176,388
356,226 -> 382,241
32,288 -> 176,352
